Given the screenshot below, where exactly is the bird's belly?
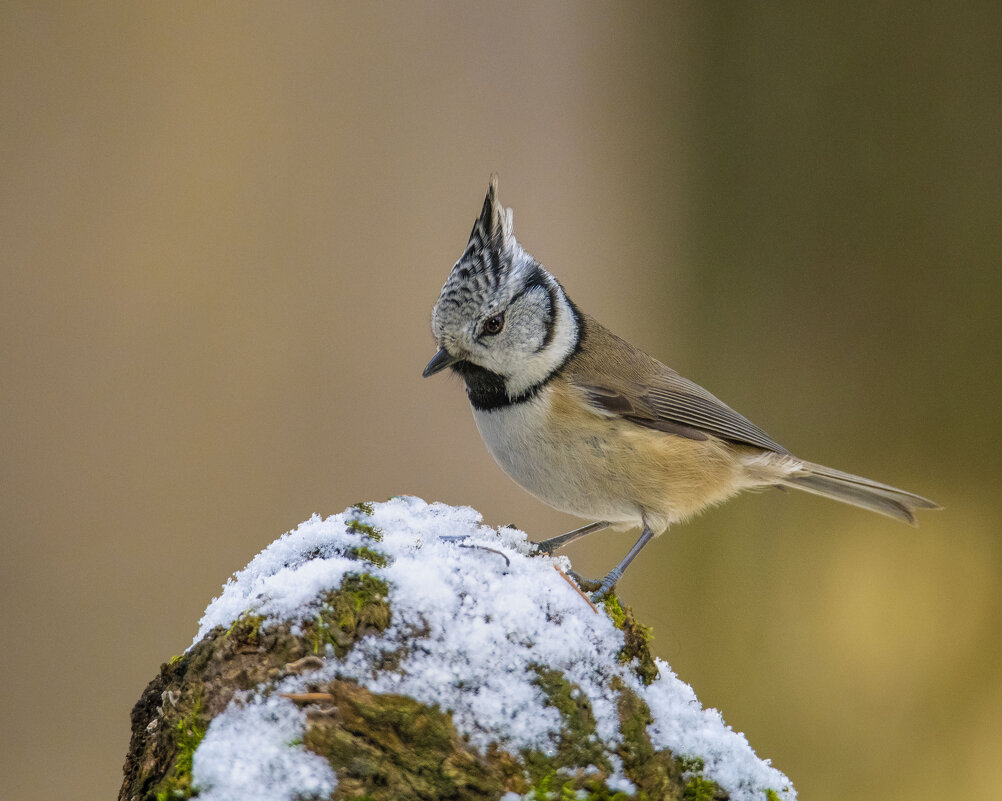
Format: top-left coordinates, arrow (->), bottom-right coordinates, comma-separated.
472,396 -> 644,525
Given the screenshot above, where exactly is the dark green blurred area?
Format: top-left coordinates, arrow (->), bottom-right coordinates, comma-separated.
685,4 -> 1001,479
1,4 -> 998,801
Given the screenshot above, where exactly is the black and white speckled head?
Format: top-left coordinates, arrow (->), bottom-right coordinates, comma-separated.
423,178 -> 582,409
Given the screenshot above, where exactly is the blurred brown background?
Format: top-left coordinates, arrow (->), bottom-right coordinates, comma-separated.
2,3 -> 999,800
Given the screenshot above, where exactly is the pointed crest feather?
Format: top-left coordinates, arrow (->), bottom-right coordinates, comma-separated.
468,174 -> 515,254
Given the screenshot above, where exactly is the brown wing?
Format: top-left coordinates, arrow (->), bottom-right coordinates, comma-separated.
569,315 -> 789,454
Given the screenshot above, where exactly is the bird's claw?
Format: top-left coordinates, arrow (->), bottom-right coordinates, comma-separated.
589,580 -> 617,603
566,570 -> 604,594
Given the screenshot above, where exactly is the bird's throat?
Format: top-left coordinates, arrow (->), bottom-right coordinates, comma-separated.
449,361 -> 517,411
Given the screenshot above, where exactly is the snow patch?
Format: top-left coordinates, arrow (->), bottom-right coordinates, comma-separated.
192,693 -> 336,801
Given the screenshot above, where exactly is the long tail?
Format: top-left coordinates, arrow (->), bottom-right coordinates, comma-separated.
780,460 -> 939,525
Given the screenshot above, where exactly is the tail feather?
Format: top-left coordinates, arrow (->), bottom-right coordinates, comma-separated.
781,461 -> 940,525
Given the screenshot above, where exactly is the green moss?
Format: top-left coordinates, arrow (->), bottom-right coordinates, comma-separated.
528,771 -> 639,801
578,779 -> 639,800
527,771 -> 573,800
611,677 -> 692,799
304,681 -> 503,800
518,672 -> 701,800
765,791 -> 782,801
347,545 -> 388,567
677,756 -> 705,775
614,677 -> 655,770
172,697 -> 206,785
530,667 -> 610,773
677,753 -> 724,801
602,594 -> 627,628
304,573 -> 391,657
346,518 -> 383,542
682,775 -> 720,801
602,592 -> 659,686
225,613 -> 264,644
152,692 -> 207,801
347,502 -> 383,543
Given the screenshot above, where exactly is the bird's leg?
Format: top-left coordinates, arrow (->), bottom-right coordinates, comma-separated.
534,520 -> 611,555
590,525 -> 656,601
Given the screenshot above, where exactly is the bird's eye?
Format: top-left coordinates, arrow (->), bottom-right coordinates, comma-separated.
482,313 -> 505,336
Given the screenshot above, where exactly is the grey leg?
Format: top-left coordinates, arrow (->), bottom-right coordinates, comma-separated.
534,521 -> 611,555
591,525 -> 656,601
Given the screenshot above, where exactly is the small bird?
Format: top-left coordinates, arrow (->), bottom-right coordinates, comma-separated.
423,177 -> 938,598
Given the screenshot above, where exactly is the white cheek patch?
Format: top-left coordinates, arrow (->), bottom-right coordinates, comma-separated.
504,290 -> 578,398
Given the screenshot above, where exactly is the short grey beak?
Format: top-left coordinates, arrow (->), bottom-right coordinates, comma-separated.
422,347 -> 460,377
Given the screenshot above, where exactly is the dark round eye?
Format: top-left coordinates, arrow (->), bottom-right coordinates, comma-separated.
482,313 -> 505,336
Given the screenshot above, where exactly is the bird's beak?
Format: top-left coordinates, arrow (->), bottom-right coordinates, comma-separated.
422,347 -> 460,377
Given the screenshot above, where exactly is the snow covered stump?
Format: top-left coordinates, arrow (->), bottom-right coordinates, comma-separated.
119,497 -> 796,801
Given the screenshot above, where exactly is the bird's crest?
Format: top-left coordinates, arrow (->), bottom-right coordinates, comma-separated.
466,174 -> 517,256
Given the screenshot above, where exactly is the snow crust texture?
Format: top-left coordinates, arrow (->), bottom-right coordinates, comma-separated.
190,496 -> 796,801
194,694 -> 336,801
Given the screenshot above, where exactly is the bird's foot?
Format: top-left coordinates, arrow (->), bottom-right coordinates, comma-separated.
586,565 -> 625,602
563,569 -> 619,602
566,570 -> 604,594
